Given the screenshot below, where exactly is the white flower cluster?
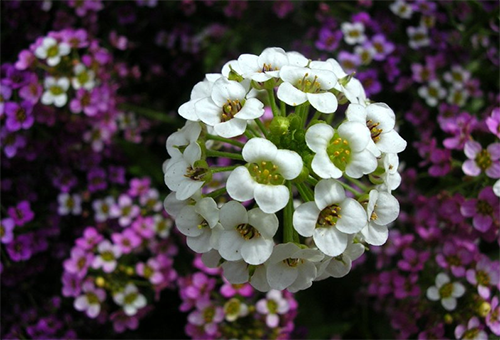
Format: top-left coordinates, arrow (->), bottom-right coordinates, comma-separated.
163,47 -> 407,292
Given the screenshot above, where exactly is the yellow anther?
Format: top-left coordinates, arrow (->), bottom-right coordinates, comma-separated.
261,161 -> 267,166
333,140 -> 340,145
274,175 -> 279,180
273,165 -> 278,170
334,151 -> 340,156
341,157 -> 346,162
343,140 -> 348,145
263,170 -> 270,177
344,150 -> 350,155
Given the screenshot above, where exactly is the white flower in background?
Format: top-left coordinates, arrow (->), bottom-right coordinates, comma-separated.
293,179 -> 367,257
165,121 -> 202,160
34,36 -> 70,66
265,243 -> 324,292
153,214 -> 172,238
341,22 -> 366,45
306,122 -> 376,179
109,194 -> 140,227
195,77 -> 264,138
418,79 -> 446,107
223,298 -> 249,322
427,273 -> 466,311
447,87 -> 469,107
407,25 -> 430,49
359,190 -> 400,246
346,103 -> 407,157
256,290 -> 290,327
57,193 -> 82,216
238,47 -> 289,82
178,74 -> 221,121
164,142 -> 208,200
443,65 -> 471,89
175,197 -> 220,253
74,281 -> 106,319
41,77 -> 70,107
277,65 -> 338,113
390,0 -> 413,19
354,44 -> 376,65
92,240 -> 122,273
316,237 -> 365,279
215,201 -> 278,265
72,63 -> 96,90
92,196 -> 116,222
113,283 -> 147,316
227,138 -> 302,214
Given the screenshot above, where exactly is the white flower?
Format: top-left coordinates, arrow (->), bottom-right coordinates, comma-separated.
341,22 -> 366,45
41,77 -> 70,107
325,58 -> 367,106
316,237 -> 365,279
265,242 -> 324,292
72,63 -> 96,90
215,201 -> 278,265
447,88 -> 469,107
57,193 -> 82,216
164,142 -> 207,200
113,283 -> 147,316
277,65 -> 338,113
293,179 -> 367,257
224,298 -> 249,322
389,0 -> 413,19
493,179 -> 500,197
153,214 -> 172,238
195,77 -> 264,138
163,190 -> 201,218
165,121 -> 202,161
178,74 -> 221,121
443,65 -> 471,89
287,51 -> 309,67
255,290 -> 290,327
407,25 -> 430,49
175,197 -> 220,253
238,47 -> 289,82
92,240 -> 122,273
426,273 -> 466,311
306,122 -> 376,179
34,36 -> 70,66
226,138 -> 303,213
354,44 -> 376,65
92,196 -> 116,222
376,153 -> 402,192
418,79 -> 446,107
359,190 -> 399,246
346,103 -> 407,157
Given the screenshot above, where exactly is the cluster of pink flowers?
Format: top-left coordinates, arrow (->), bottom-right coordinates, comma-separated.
178,256 -> 298,339
61,177 -> 178,332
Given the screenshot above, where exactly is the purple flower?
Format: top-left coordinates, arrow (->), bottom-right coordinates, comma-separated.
358,69 -> 382,96
256,290 -> 290,328
179,272 -> 216,312
1,130 -> 26,158
136,258 -> 164,285
139,188 -> 162,212
69,88 -> 99,116
74,281 -> 106,318
393,273 -> 420,299
15,50 -> 36,70
219,278 -> 253,298
18,73 -> 42,104
1,217 -> 15,244
455,317 -> 488,340
486,296 -> 500,336
0,84 -> 12,116
463,141 -> 500,178
132,216 -> 156,239
6,234 -> 33,261
435,240 -> 474,277
8,200 -> 34,226
273,0 -> 294,18
60,28 -> 89,48
461,186 -> 499,233
338,51 -> 361,74
187,298 -> 224,336
466,256 -> 500,299
87,167 -> 107,193
108,166 -> 126,184
4,101 -> 34,131
61,272 -> 82,298
92,240 -> 122,273
486,108 -> 500,138
428,148 -> 451,177
411,62 -> 436,83
128,177 -> 151,197
68,0 -> 103,17
443,112 -> 477,150
76,227 -> 104,250
397,248 -> 430,272
315,28 -> 342,52
111,229 -> 142,254
370,34 -> 395,61
63,246 -> 94,278
2,64 -> 31,89
110,310 -> 140,333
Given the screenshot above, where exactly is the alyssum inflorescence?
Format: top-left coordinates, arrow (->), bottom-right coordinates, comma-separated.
163,47 -> 407,292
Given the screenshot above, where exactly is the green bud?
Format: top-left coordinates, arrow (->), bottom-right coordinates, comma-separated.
478,301 -> 491,317
269,116 -> 290,136
292,164 -> 309,183
444,314 -> 453,324
358,193 -> 370,206
293,129 -> 305,144
368,173 -> 385,185
227,65 -> 244,82
288,114 -> 302,130
339,73 -> 355,87
194,159 -> 209,169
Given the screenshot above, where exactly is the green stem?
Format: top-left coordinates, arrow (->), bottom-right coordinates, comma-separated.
283,181 -> 294,243
338,180 -> 363,197
254,118 -> 269,138
326,112 -> 335,125
296,182 -> 314,202
211,165 -> 239,173
280,100 -> 286,117
247,124 -> 262,138
244,130 -> 254,139
345,175 -> 369,192
307,176 -> 319,186
119,104 -> 175,124
267,88 -> 281,117
205,187 -> 227,198
301,103 -> 310,127
307,110 -> 323,128
206,150 -> 244,161
206,134 -> 244,148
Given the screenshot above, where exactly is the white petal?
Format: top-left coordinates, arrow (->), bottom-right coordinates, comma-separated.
176,205 -> 204,237
248,208 -> 278,239
345,149 -> 377,178
452,282 -> 466,297
35,46 -> 48,59
277,82 -> 307,107
124,305 -> 137,316
426,286 -> 440,301
238,54 -> 259,78
41,91 -> 54,105
306,123 -> 334,153
365,103 -> 395,131
176,179 -> 204,201
313,227 -> 348,257
214,118 -> 247,138
178,100 -> 200,121
441,297 -> 457,311
226,166 -> 256,202
47,56 -> 61,67
314,179 -> 346,210
266,261 -> 298,290
195,97 -> 221,126
221,260 -> 250,284
195,198 -> 219,228
58,77 -> 70,90
250,265 -> 271,292
377,130 -> 407,154
307,92 -> 338,114
241,238 -> 274,265
288,261 -> 317,292
273,149 -> 303,180
436,273 -> 450,287
74,296 -> 89,311
345,242 -> 365,261
336,198 -> 367,234
360,223 -> 388,246
373,191 -> 400,225
220,201 -> 248,229
242,138 -> 278,163
184,142 -> 201,167
293,202 -> 320,237
211,78 -> 246,106
259,47 -> 288,70
338,121 -> 370,152
326,256 -> 352,278
234,97 -> 264,120
312,151 -> 342,179
218,229 -> 246,261
54,94 -> 68,107
254,184 -> 289,214
345,103 -> 367,123
187,228 -> 213,253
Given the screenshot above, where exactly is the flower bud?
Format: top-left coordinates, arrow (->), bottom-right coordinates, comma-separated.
478,301 -> 491,317
444,313 -> 453,324
95,276 -> 106,287
269,116 -> 290,136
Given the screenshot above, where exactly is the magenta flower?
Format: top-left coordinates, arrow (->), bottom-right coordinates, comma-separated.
461,186 -> 499,233
61,272 -> 82,298
136,258 -> 164,285
256,290 -> 290,328
4,101 -> 34,131
435,240 -> 473,277
187,298 -> 224,336
63,246 -> 94,278
75,227 -> 103,250
315,28 -> 342,52
110,310 -> 140,333
132,216 -> 156,239
486,296 -> 500,336
219,278 -> 254,298
111,229 -> 142,254
68,0 -> 103,17
463,140 -> 500,178
442,112 -> 477,150
6,234 -> 33,261
1,130 -> 26,158
69,89 -> 100,116
394,273 -> 420,299
0,217 -> 15,244
486,108 -> 500,139
14,50 -> 36,70
92,240 -> 122,273
370,34 -> 395,61
128,177 -> 151,197
397,248 -> 430,272
87,167 -> 107,192
8,200 -> 34,226
74,281 -> 106,319
455,317 -> 487,340
139,188 -> 162,212
18,74 -> 42,104
179,272 -> 217,312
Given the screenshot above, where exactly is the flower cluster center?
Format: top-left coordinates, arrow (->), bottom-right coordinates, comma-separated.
267,299 -> 278,314
475,149 -> 492,170
101,251 -> 115,262
438,282 -> 453,298
124,292 -> 138,305
248,161 -> 284,185
50,85 -> 64,95
47,45 -> 60,58
15,108 -> 27,122
283,258 -> 301,267
197,220 -> 209,229
184,166 -> 207,181
317,204 -> 342,228
326,135 -> 351,170
476,200 -> 493,215
367,119 -> 383,142
476,270 -> 490,286
221,99 -> 243,122
295,73 -> 321,93
236,223 -> 261,240
77,71 -> 90,85
261,63 -> 278,73
86,292 -> 100,305
203,306 -> 216,322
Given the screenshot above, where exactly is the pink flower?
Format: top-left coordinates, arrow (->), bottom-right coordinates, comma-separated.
461,186 -> 499,233
486,108 -> 500,138
466,256 -> 500,300
256,290 -> 290,328
486,296 -> 500,336
455,317 -> 487,340
462,140 -> 500,178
